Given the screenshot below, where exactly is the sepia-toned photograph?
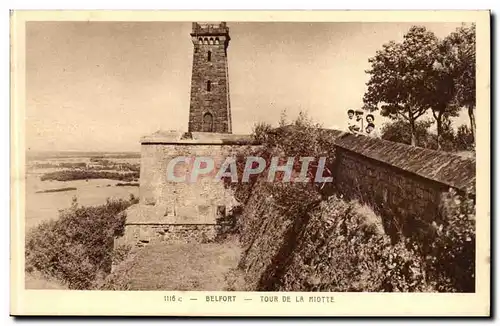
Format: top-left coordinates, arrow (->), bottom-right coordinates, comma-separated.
10,10 -> 490,316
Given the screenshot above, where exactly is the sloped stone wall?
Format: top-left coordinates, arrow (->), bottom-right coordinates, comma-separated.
335,149 -> 444,234
333,133 -> 476,235
235,130 -> 476,291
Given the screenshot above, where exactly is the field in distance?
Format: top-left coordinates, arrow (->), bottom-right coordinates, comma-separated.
25,150 -> 141,230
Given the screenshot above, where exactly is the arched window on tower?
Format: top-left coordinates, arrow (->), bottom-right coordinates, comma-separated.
215,38 -> 220,45
209,38 -> 214,45
207,50 -> 211,62
198,38 -> 203,44
207,80 -> 211,92
202,112 -> 214,132
204,38 -> 208,45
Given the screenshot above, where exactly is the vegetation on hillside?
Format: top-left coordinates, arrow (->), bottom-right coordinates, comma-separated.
25,195 -> 138,289
230,113 -> 475,292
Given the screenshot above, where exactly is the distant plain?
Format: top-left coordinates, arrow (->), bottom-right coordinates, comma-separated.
25,151 -> 140,230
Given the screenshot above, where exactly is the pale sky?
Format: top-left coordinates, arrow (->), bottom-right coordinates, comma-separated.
26,21 -> 470,152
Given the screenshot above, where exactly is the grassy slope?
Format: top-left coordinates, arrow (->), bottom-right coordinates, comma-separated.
25,271 -> 67,290
102,241 -> 243,291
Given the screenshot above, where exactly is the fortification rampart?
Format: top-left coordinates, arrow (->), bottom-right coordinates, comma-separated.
236,128 -> 476,291
116,131 -> 258,247
330,131 -> 475,234
117,128 -> 475,248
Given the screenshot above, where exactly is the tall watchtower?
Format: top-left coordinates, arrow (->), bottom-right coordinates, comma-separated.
188,22 -> 232,133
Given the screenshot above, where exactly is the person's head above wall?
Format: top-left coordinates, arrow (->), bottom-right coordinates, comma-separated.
366,114 -> 374,123
347,109 -> 354,118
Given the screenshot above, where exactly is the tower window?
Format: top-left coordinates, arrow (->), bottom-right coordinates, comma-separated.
207,51 -> 211,62
202,112 -> 214,132
207,80 -> 211,92
215,38 -> 220,45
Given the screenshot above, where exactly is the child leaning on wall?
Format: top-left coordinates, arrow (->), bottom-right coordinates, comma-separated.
346,109 -> 356,132
365,114 -> 380,138
354,110 -> 364,132
365,123 -> 380,138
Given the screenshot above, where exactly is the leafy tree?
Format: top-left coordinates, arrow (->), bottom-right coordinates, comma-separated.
426,41 -> 461,150
444,24 -> 476,143
363,26 -> 439,146
380,118 -> 436,149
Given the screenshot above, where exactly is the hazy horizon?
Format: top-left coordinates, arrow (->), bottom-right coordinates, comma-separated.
26,21 -> 470,152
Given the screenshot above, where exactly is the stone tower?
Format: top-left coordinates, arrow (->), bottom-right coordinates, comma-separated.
188,22 -> 232,134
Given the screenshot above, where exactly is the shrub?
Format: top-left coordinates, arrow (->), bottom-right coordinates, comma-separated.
25,197 -> 135,289
129,193 -> 139,205
229,111 -> 337,204
424,189 -> 476,292
112,244 -> 132,265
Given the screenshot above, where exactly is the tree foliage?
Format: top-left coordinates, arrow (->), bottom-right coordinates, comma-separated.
363,24 -> 476,148
380,118 -> 435,148
426,41 -> 461,149
455,124 -> 475,151
363,26 -> 439,145
443,24 -> 476,142
381,118 -> 474,153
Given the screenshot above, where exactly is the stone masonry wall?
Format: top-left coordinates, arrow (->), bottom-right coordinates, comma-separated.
335,148 -> 445,234
115,224 -> 223,247
114,132 -> 258,247
139,142 -> 254,221
234,129 -> 476,291
332,132 -> 476,236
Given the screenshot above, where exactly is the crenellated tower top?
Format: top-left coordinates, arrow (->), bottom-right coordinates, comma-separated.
190,22 -> 230,50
